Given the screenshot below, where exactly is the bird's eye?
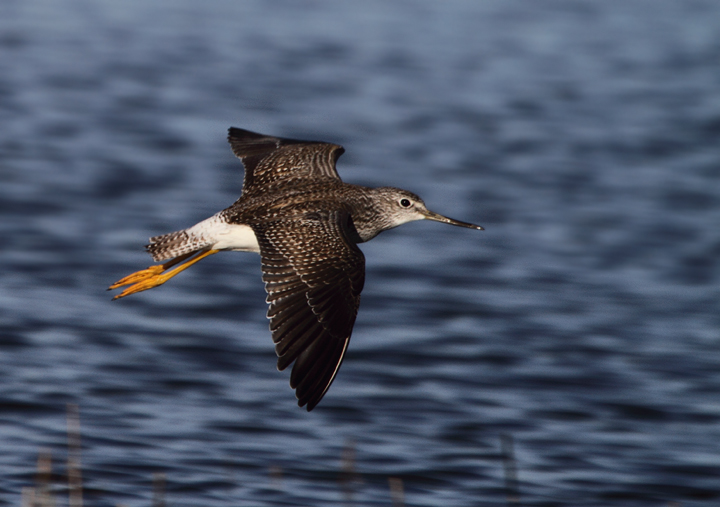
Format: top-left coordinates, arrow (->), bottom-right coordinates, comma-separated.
400,198 -> 412,208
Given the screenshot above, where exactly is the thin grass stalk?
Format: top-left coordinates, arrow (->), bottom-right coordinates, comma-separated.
67,404 -> 82,507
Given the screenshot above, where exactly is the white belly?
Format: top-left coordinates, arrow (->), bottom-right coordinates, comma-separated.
214,223 -> 260,253
185,214 -> 260,253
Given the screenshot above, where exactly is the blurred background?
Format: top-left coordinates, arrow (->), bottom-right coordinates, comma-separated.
1,0 -> 719,505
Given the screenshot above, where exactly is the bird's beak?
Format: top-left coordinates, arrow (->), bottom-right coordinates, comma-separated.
422,210 -> 484,230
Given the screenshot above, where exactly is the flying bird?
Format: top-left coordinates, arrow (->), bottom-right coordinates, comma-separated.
109,128 -> 483,410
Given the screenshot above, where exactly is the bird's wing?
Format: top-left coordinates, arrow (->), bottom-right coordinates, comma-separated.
251,209 -> 365,411
227,128 -> 345,195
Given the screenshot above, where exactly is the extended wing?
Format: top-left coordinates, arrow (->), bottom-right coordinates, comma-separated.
252,209 -> 364,410
227,128 -> 345,196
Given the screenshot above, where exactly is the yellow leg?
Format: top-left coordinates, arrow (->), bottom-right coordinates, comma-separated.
108,251 -> 195,290
109,249 -> 220,300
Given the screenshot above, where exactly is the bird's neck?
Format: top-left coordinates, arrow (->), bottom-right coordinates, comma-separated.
346,187 -> 395,243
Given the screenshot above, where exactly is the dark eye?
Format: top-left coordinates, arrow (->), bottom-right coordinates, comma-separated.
400,198 -> 412,208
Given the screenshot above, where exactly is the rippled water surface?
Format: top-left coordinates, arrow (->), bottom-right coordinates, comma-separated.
2,1 -> 720,505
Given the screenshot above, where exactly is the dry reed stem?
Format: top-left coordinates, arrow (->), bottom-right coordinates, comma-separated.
152,472 -> 166,507
339,438 -> 361,503
500,434 -> 519,505
66,403 -> 83,507
388,477 -> 404,507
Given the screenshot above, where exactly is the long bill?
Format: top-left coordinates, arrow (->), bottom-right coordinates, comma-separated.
422,210 -> 484,230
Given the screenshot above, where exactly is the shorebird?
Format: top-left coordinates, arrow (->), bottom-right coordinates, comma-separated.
109,128 -> 483,410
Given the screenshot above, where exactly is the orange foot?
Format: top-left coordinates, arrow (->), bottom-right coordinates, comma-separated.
109,249 -> 219,300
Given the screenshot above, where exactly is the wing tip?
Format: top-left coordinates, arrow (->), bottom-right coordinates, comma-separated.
291,335 -> 351,412
227,126 -> 263,142
227,127 -> 344,159
227,127 -> 283,160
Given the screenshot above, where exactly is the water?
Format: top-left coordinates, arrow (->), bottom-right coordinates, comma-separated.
1,0 -> 719,505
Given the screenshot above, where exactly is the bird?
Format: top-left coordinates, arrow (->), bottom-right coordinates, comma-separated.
109,127 -> 483,411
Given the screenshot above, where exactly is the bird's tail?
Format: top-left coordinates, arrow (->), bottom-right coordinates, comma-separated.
146,228 -> 213,262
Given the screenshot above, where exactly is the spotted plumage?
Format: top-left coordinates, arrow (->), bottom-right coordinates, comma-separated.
109,127 -> 483,411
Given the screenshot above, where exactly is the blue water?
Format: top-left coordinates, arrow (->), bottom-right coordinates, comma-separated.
1,0 -> 720,505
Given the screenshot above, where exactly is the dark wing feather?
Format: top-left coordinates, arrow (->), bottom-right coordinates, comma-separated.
227,128 -> 345,195
252,210 -> 364,411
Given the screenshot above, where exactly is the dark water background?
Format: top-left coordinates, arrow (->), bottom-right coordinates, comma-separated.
1,1 -> 720,505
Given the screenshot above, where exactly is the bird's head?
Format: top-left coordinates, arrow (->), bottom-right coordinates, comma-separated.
358,187 -> 483,240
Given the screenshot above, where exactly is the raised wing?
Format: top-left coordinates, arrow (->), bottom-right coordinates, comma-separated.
227,128 -> 345,195
252,209 -> 365,411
